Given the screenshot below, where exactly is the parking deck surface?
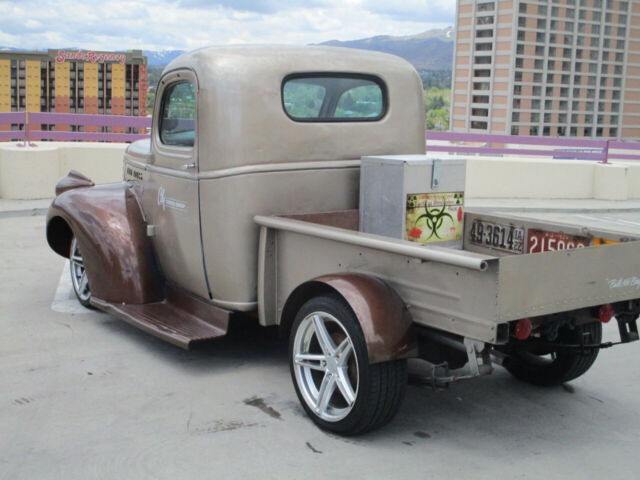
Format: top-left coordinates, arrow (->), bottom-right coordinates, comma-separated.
2,211 -> 640,479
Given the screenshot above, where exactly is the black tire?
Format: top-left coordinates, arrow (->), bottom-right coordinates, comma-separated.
69,235 -> 94,309
504,321 -> 602,386
289,293 -> 407,435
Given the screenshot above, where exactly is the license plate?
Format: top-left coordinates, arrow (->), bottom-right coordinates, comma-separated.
469,220 -> 525,253
527,229 -> 591,254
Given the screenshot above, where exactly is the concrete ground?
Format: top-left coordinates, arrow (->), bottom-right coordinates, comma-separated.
2,208 -> 640,480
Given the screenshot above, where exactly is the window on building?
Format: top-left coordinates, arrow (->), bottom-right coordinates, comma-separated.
474,69 -> 491,77
530,126 -> 539,136
473,95 -> 490,103
476,43 -> 493,51
471,121 -> 488,129
476,29 -> 494,38
477,2 -> 495,11
477,15 -> 495,25
472,108 -> 489,117
474,56 -> 492,65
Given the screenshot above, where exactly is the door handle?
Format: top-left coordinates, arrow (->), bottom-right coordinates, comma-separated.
181,163 -> 196,170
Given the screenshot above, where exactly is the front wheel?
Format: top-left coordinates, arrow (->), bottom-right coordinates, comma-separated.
289,293 -> 407,435
69,236 -> 94,309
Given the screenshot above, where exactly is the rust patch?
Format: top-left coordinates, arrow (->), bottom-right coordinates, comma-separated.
243,396 -> 282,420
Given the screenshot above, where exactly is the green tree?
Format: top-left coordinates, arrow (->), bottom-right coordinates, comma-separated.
424,87 -> 451,131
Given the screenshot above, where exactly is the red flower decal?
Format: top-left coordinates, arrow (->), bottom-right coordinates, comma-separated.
408,227 -> 422,239
457,207 -> 463,222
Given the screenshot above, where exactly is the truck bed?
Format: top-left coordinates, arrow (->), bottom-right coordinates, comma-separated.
255,210 -> 640,345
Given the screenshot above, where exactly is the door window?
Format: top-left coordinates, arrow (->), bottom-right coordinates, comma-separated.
159,81 -> 196,147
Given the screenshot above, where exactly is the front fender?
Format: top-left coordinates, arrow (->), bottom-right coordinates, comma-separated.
46,180 -> 163,304
284,273 -> 416,364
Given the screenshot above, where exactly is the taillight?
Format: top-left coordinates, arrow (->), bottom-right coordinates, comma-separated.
514,318 -> 532,340
599,304 -> 614,323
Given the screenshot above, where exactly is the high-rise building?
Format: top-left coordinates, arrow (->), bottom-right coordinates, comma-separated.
451,0 -> 640,140
0,49 -> 147,133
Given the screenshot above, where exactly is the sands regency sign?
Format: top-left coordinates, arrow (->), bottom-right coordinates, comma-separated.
54,50 -> 126,65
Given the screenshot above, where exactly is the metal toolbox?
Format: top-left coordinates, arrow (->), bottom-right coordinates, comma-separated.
359,155 -> 467,248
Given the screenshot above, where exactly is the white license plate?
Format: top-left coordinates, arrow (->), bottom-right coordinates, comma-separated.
469,220 -> 525,253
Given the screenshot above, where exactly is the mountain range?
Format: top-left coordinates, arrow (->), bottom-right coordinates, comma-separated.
143,27 -> 455,70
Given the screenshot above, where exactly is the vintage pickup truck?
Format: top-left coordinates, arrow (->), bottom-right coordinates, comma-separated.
46,46 -> 640,435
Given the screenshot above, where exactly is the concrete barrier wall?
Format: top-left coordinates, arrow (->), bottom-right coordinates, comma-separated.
1,142 -> 639,200
0,142 -> 126,199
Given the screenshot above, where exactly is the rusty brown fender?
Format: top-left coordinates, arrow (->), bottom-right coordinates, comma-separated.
309,273 -> 416,364
46,178 -> 164,304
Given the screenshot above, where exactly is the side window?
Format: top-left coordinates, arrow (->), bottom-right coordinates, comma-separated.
159,81 -> 196,147
282,74 -> 387,122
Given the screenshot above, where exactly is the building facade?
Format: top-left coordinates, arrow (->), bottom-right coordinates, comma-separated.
451,0 -> 640,140
0,49 -> 147,132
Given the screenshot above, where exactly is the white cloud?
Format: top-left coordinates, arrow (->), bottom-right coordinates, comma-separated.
0,0 -> 455,51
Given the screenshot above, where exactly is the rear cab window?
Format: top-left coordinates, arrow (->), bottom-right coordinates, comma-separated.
282,74 -> 387,122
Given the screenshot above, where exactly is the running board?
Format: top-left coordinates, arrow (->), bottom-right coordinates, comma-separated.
91,287 -> 230,349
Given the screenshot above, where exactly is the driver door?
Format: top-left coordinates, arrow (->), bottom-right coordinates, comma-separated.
142,69 -> 210,298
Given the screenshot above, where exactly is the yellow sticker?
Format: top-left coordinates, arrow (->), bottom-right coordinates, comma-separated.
406,192 -> 464,243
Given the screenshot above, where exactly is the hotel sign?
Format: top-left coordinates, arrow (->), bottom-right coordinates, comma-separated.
54,50 -> 127,65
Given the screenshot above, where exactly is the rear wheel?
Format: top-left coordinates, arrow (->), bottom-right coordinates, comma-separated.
289,293 -> 407,435
69,236 -> 93,309
504,321 -> 602,386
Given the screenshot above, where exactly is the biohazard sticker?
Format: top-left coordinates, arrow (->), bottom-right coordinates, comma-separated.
405,192 -> 464,243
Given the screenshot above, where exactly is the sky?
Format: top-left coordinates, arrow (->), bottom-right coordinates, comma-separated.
0,0 -> 455,51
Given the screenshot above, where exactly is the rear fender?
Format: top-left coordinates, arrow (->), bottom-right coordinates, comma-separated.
282,273 -> 416,364
46,179 -> 163,304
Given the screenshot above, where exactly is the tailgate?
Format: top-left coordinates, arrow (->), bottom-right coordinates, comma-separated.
496,237 -> 640,321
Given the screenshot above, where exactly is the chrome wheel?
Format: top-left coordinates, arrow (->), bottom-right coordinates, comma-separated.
292,311 -> 358,422
69,237 -> 91,304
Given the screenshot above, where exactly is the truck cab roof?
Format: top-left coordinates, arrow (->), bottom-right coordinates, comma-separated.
159,45 -> 426,171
